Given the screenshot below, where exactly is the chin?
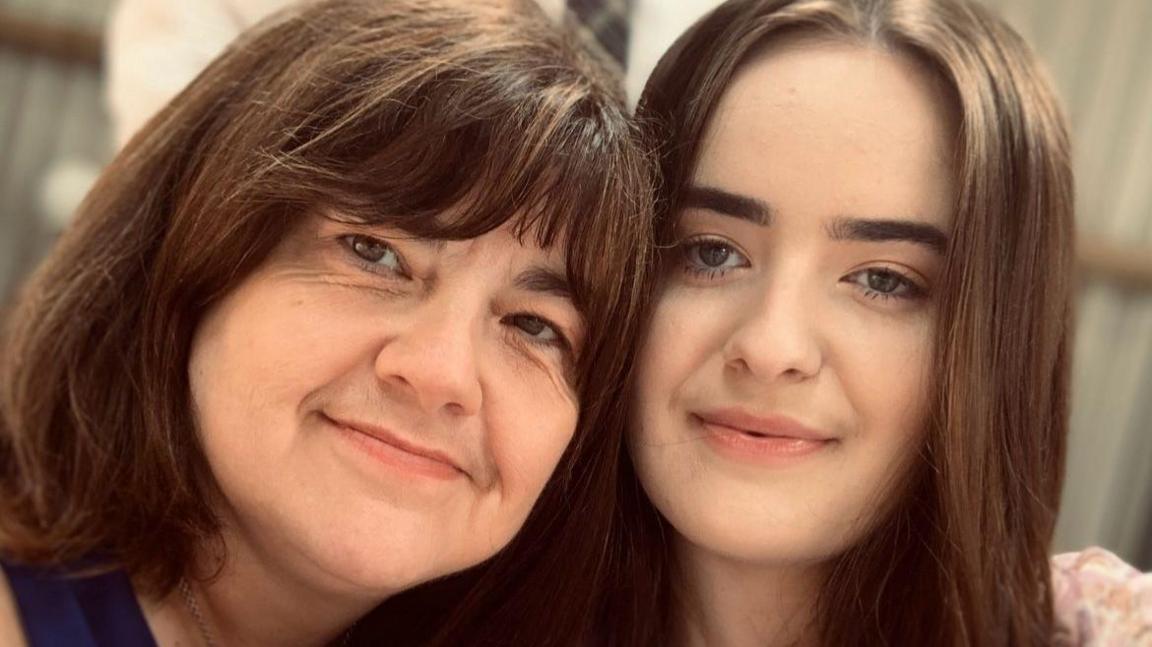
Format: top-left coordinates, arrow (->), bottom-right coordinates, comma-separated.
681,517 -> 833,566
252,502 -> 474,597
659,488 -> 860,569
309,530 -> 463,594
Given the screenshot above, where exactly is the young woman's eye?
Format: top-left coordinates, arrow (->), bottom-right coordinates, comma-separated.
342,234 -> 407,276
843,268 -> 926,301
504,313 -> 569,351
679,237 -> 748,278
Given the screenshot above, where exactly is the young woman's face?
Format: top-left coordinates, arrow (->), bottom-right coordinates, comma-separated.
632,39 -> 956,567
189,212 -> 583,594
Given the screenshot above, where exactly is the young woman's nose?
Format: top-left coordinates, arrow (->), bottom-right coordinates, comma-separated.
373,298 -> 484,417
721,279 -> 823,383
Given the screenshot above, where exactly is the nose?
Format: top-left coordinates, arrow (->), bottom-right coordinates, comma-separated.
722,280 -> 823,383
374,297 -> 484,417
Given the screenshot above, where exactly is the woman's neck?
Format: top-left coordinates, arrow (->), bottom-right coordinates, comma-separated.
674,536 -> 825,647
142,523 -> 391,646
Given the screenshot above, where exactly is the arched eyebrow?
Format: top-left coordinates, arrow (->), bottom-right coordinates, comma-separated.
683,186 -> 773,225
826,217 -> 949,254
684,185 -> 948,254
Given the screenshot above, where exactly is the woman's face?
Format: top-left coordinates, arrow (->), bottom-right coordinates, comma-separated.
632,39 -> 956,567
189,212 -> 583,594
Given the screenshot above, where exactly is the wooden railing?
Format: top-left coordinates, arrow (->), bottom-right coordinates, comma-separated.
1079,235 -> 1152,290
0,7 -> 101,67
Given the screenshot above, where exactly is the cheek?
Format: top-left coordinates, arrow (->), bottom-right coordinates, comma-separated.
188,284 -> 371,475
838,303 -> 935,425
849,322 -> 933,436
487,384 -> 578,511
634,289 -> 725,424
630,292 -> 723,505
835,317 -> 935,507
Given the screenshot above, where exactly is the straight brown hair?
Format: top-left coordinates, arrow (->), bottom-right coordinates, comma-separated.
0,2 -> 653,640
601,0 -> 1074,645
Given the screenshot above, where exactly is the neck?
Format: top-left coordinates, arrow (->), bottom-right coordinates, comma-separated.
144,522 -> 393,646
674,536 -> 825,647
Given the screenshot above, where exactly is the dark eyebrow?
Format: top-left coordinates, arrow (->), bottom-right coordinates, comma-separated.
683,186 -> 773,226
827,217 -> 949,254
514,267 -> 573,301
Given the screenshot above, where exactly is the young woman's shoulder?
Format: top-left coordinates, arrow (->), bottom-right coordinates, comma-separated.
1051,547 -> 1152,646
0,568 -> 29,647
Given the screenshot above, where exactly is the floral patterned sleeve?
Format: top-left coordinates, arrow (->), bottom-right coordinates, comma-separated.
1051,547 -> 1152,646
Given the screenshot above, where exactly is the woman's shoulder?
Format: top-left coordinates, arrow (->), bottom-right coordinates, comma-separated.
0,555 -> 155,647
1051,546 -> 1152,646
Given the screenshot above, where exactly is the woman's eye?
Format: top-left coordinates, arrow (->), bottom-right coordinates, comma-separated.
680,238 -> 748,277
844,268 -> 925,301
343,234 -> 406,275
505,314 -> 567,349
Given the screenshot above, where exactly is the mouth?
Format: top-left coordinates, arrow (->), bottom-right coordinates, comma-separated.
323,413 -> 467,481
691,409 -> 836,461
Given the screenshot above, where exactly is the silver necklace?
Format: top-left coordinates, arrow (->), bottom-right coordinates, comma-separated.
176,577 -> 357,646
178,578 -> 218,647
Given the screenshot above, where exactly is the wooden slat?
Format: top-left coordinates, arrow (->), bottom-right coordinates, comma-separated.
1079,234 -> 1152,290
0,8 -> 101,67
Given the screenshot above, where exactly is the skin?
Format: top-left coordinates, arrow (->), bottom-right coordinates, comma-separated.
630,37 -> 957,647
145,212 -> 584,645
0,573 -> 27,647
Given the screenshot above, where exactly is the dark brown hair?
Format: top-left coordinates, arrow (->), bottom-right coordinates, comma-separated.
0,1 -> 652,638
602,0 -> 1074,645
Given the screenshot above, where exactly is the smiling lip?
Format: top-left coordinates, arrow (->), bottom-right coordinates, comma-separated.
325,414 -> 465,480
693,409 -> 835,462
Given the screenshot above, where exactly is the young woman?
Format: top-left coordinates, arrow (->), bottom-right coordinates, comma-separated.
601,0 -> 1149,645
0,0 -> 651,645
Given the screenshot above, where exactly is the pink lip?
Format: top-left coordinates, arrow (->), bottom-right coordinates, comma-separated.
325,414 -> 466,480
693,409 -> 835,462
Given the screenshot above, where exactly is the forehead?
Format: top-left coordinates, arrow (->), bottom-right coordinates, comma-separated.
695,36 -> 958,228
439,221 -> 569,270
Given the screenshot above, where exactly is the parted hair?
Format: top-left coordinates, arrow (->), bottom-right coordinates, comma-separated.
0,2 -> 652,640
607,0 -> 1074,645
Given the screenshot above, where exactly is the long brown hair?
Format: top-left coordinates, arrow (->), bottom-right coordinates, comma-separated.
0,1 -> 653,638
605,0 -> 1074,645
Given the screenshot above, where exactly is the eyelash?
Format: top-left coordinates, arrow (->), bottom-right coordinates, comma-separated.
676,235 -> 927,302
340,233 -> 573,354
841,267 -> 928,302
501,314 -> 572,354
677,236 -> 749,280
340,233 -> 409,278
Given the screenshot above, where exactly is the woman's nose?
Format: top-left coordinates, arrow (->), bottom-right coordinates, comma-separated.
721,280 -> 823,383
373,299 -> 484,417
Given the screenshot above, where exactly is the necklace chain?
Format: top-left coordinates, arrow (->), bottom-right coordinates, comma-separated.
178,578 -> 218,647
176,576 -> 357,646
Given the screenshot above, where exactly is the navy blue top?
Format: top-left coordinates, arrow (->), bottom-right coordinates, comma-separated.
1,557 -> 157,647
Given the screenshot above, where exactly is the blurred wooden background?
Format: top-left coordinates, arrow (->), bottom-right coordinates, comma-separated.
990,0 -> 1152,568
